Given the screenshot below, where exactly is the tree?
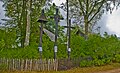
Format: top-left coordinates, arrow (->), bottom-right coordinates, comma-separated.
1,0 -> 65,48
62,0 -> 120,35
24,0 -> 31,47
1,0 -> 46,47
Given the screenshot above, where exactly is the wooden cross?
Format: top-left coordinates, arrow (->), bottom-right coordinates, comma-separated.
51,8 -> 64,59
64,19 -> 75,59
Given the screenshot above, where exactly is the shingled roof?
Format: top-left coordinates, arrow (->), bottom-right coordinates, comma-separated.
43,28 -> 55,42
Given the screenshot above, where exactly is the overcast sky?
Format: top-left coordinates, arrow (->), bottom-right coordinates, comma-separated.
0,0 -> 120,37
0,2 -> 5,25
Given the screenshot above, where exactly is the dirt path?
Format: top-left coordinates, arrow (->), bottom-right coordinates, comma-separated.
96,68 -> 120,73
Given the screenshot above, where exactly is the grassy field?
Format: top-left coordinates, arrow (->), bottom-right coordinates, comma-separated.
0,63 -> 120,73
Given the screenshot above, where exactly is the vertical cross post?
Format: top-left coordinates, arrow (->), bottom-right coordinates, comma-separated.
52,8 -> 63,59
54,8 -> 59,59
68,19 -> 71,59
67,0 -> 71,59
37,9 -> 48,60
39,24 -> 43,60
64,19 -> 75,59
67,0 -> 69,30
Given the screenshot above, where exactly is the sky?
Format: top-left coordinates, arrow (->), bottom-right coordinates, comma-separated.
0,2 -> 5,25
52,0 -> 66,6
106,9 -> 120,36
0,0 -> 120,37
96,7 -> 120,36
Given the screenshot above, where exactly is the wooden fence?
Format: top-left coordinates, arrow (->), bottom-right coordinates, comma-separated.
0,57 -> 92,71
0,58 -> 58,71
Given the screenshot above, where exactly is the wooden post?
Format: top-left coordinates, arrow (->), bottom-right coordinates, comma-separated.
48,59 -> 50,71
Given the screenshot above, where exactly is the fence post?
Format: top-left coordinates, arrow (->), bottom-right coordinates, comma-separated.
48,59 -> 50,71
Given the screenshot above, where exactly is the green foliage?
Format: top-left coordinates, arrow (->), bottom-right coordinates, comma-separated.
78,33 -> 120,67
115,54 -> 120,63
57,43 -> 67,58
71,34 -> 86,58
0,64 -> 7,70
0,46 -> 39,59
0,39 -> 5,51
42,34 -> 54,59
0,29 -> 16,49
0,34 -> 66,59
1,27 -> 120,67
80,60 -> 94,67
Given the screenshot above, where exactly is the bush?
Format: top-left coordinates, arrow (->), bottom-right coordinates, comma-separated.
1,33 -> 120,67
80,60 -> 94,67
0,64 -> 7,70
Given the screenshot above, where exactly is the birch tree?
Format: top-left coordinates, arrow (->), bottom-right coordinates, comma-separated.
24,0 -> 31,47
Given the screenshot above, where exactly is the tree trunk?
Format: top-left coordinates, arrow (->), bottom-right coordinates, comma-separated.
24,0 -> 31,47
84,16 -> 89,35
85,0 -> 89,36
21,0 -> 26,48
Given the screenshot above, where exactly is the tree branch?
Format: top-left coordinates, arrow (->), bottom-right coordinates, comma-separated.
88,1 -> 104,17
86,0 -> 88,15
88,0 -> 106,23
78,0 -> 85,16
